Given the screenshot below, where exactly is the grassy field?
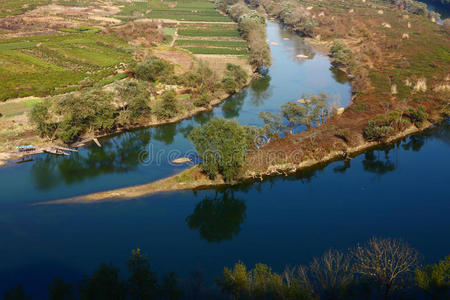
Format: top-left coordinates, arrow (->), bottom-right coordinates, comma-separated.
174,22 -> 248,57
0,98 -> 42,117
118,0 -> 230,22
0,0 -> 49,18
0,30 -> 132,101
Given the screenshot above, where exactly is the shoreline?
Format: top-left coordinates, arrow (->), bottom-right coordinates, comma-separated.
0,77 -> 255,167
37,117 -> 442,205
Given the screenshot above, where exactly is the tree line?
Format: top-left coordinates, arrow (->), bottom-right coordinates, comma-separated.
215,0 -> 272,71
30,57 -> 249,144
4,238 -> 449,300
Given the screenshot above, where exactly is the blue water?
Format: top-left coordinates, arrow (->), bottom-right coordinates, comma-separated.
0,21 -> 351,204
0,21 -> 449,297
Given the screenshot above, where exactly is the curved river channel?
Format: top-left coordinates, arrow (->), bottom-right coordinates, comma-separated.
0,21 -> 449,296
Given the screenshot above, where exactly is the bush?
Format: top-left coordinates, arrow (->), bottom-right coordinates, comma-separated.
116,80 -> 152,123
330,40 -> 353,67
180,60 -> 219,93
133,56 -> 174,82
193,92 -> 211,107
156,89 -> 178,119
363,111 -> 407,141
222,77 -> 239,93
407,105 -> 428,127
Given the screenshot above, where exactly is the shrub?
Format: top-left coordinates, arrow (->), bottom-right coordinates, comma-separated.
193,92 -> 211,107
133,56 -> 174,82
407,105 -> 428,127
330,40 -> 353,67
181,60 -> 219,93
415,255 -> 450,297
363,111 -> 407,141
156,89 -> 178,119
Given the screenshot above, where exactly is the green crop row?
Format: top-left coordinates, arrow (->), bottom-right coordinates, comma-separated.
178,29 -> 241,37
175,39 -> 247,48
182,47 -> 247,55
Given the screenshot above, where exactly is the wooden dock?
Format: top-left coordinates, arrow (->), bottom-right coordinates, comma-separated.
43,148 -> 70,156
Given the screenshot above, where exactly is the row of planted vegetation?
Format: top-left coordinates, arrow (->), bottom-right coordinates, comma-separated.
29,57 -> 249,144
4,238 -> 449,299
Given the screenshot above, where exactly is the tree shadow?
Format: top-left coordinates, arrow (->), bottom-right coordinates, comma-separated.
185,191 -> 246,243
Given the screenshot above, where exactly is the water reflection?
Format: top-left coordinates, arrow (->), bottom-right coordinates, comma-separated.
330,67 -> 350,84
362,149 -> 396,176
221,91 -> 248,119
185,191 -> 246,243
153,123 -> 177,145
249,74 -> 272,107
31,130 -> 151,190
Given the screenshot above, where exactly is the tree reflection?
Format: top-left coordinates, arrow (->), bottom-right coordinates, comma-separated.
333,160 -> 351,174
362,149 -> 396,176
185,191 -> 246,243
401,135 -> 425,152
330,67 -> 349,84
221,91 -> 247,119
31,130 -> 151,189
249,74 -> 272,107
152,123 -> 177,145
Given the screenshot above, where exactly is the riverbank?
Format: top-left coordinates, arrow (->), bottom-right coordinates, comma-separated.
0,73 -> 256,167
39,114 -> 443,205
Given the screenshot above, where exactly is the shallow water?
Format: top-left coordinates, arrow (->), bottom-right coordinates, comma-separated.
0,21 -> 449,297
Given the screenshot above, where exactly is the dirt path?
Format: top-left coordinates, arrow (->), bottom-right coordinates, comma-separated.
169,21 -> 179,47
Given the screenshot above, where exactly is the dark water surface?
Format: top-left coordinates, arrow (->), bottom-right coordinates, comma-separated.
0,21 -> 449,297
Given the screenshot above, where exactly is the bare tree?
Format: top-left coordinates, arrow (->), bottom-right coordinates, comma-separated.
309,249 -> 353,299
352,237 -> 419,299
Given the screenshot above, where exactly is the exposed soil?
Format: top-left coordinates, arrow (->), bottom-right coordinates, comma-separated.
152,48 -> 194,74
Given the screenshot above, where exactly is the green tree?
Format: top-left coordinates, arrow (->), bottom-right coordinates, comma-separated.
79,263 -> 126,300
258,111 -> 285,141
156,89 -> 178,119
188,118 -> 256,181
330,40 -> 353,67
223,63 -> 249,93
218,262 -> 250,299
133,56 -> 174,82
29,100 -> 58,140
280,102 -> 308,133
181,60 -> 218,94
416,255 -> 450,298
127,249 -> 158,300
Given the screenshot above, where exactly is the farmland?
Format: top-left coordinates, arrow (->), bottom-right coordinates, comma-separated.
0,30 -> 132,101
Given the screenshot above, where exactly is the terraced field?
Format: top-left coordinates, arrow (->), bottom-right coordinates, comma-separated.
119,0 -> 230,22
116,0 -> 249,58
0,29 -> 131,100
175,23 -> 248,55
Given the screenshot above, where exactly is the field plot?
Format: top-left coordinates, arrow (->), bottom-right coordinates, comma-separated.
174,23 -> 248,56
0,30 -> 131,101
118,0 -> 249,57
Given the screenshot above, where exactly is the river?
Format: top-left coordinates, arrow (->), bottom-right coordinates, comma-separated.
0,21 -> 449,297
